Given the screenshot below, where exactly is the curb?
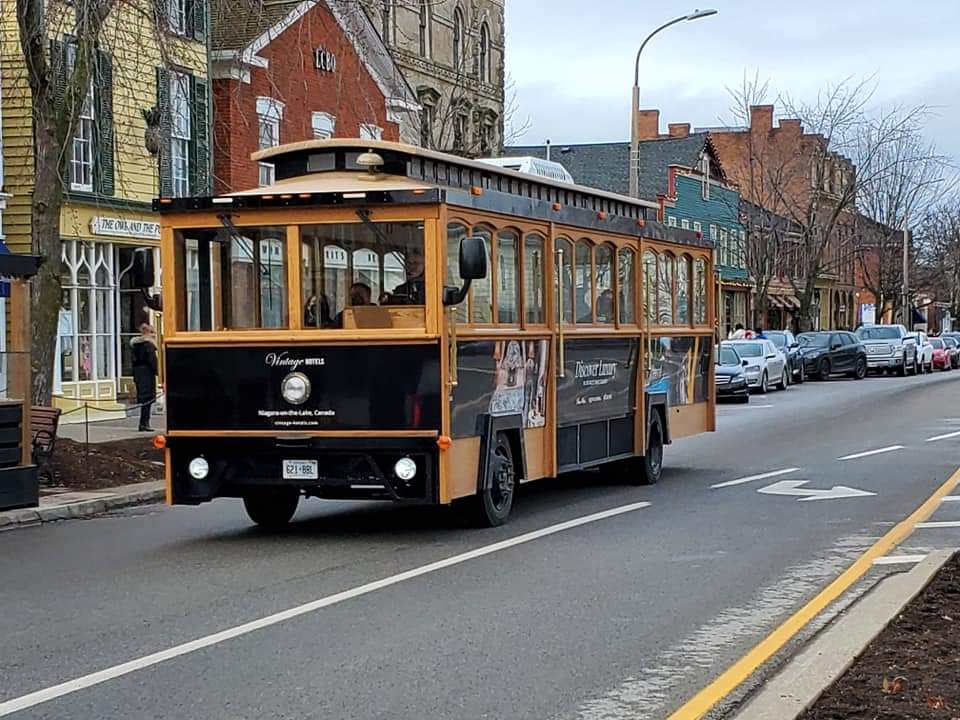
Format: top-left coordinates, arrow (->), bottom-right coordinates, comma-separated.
734,548 -> 957,720
0,484 -> 165,531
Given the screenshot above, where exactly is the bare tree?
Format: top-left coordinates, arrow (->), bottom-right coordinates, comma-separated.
915,197 -> 960,321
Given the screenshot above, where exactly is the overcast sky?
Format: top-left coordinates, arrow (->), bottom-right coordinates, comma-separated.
504,0 -> 960,167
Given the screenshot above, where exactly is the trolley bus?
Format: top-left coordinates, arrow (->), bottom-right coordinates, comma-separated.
138,140 -> 716,527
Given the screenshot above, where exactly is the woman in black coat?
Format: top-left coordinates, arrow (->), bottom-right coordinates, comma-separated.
131,323 -> 158,432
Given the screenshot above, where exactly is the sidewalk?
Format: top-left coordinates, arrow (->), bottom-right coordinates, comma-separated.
0,480 -> 165,530
58,405 -> 167,444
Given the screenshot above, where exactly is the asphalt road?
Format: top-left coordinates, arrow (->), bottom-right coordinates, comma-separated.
2,369 -> 960,720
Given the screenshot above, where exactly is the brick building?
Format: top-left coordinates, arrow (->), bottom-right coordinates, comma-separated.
705,106 -> 858,331
211,0 -> 419,193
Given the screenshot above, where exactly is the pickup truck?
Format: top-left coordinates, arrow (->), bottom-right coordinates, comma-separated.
854,324 -> 918,376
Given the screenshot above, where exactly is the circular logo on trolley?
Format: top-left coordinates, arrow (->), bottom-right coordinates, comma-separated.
280,372 -> 312,405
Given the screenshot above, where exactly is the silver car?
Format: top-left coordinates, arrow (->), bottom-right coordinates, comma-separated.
855,324 -> 918,376
723,339 -> 788,393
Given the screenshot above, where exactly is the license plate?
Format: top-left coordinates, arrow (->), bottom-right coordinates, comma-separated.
282,459 -> 318,480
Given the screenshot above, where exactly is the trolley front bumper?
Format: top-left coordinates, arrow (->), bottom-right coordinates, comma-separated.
167,435 -> 440,505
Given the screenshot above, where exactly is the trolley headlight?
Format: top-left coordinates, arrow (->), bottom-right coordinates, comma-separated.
394,457 -> 417,481
281,372 -> 311,405
188,457 -> 209,480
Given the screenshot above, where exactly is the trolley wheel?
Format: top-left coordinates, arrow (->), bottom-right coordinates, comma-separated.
636,411 -> 664,486
243,488 -> 300,529
467,432 -> 516,527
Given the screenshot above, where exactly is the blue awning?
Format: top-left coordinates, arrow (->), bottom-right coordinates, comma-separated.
0,241 -> 10,298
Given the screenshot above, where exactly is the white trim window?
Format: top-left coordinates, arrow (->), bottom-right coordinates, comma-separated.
258,162 -> 275,187
59,240 -> 116,386
360,123 -> 383,141
170,71 -> 191,198
168,0 -> 187,35
311,111 -> 335,139
667,216 -> 677,227
720,227 -> 729,266
693,221 -> 702,233
66,45 -> 95,192
680,218 -> 690,230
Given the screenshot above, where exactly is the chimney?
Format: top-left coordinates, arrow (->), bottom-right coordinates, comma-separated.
636,109 -> 660,141
750,105 -> 774,133
779,118 -> 802,134
667,123 -> 690,138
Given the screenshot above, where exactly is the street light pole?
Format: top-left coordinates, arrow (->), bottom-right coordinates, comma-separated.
902,209 -> 910,329
629,9 -> 717,198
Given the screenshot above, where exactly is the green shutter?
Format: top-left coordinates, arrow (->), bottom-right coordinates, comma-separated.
189,74 -> 210,195
51,39 -> 68,113
157,66 -> 172,197
190,0 -> 207,41
94,50 -> 115,196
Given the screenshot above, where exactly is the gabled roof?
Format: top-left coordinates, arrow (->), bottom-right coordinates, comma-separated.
211,0 -> 417,109
505,134 -> 724,203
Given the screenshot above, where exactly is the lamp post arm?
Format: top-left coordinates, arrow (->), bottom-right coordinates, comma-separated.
634,16 -> 687,87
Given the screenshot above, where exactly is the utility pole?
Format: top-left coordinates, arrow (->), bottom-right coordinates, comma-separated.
902,210 -> 910,329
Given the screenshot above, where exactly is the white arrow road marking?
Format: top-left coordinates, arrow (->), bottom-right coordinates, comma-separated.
711,467 -> 799,489
838,445 -> 904,461
0,501 -> 651,717
758,480 -> 876,501
925,430 -> 960,443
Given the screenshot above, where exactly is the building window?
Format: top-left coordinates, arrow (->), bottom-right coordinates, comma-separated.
65,45 -> 95,192
693,221 -> 702,233
256,96 -> 283,149
168,0 -> 187,35
709,224 -> 717,244
478,22 -> 490,83
681,218 -> 690,230
59,240 -> 116,385
311,111 -> 335,139
720,227 -> 729,266
524,233 -> 545,324
258,162 -> 275,187
360,124 -> 383,141
454,113 -> 467,152
453,7 -> 464,70
667,216 -> 677,227
418,0 -> 431,58
170,71 -> 191,197
420,105 -> 433,148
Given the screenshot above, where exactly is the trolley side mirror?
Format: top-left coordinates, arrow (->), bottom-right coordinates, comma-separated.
132,248 -> 155,289
444,236 -> 487,306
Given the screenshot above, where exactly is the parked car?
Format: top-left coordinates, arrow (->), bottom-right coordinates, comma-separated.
797,331 -> 868,380
723,339 -> 788,393
930,337 -> 953,371
906,331 -> 934,374
855,324 -> 918,376
715,345 -> 750,403
942,336 -> 960,369
765,330 -> 805,384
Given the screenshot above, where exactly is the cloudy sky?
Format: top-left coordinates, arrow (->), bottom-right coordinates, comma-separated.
504,0 -> 960,166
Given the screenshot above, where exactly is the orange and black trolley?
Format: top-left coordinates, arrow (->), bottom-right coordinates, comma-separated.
141,140 -> 716,527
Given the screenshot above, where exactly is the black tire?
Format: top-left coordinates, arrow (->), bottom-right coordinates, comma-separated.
737,393 -> 751,404
796,362 -> 805,384
243,488 -> 299,529
757,371 -> 769,394
638,412 -> 664,485
852,357 -> 867,380
818,358 -> 831,379
912,356 -> 919,375
777,368 -> 788,390
899,356 -> 908,377
467,432 -> 516,527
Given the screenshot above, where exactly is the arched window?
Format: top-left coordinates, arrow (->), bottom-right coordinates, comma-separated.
595,244 -> 614,324
470,225 -> 493,323
418,0 -> 431,58
676,254 -> 691,325
618,248 -> 636,324
658,253 -> 674,325
478,22 -> 490,83
555,237 -> 573,325
694,257 -> 707,324
453,7 -> 464,70
575,239 -> 593,323
524,233 -> 545,324
497,228 -> 520,323
447,222 -> 468,322
642,250 -> 657,325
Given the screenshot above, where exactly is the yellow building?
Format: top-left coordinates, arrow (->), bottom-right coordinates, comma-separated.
1,0 -> 210,409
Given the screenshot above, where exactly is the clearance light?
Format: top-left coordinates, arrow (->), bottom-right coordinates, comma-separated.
298,193 -> 312,199
159,198 -> 173,205
436,435 -> 452,451
470,186 -> 483,196
280,194 -> 293,199
212,197 -> 234,205
153,434 -> 167,449
342,192 -> 367,199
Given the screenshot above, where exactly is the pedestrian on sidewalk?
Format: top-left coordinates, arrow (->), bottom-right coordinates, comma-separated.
131,323 -> 158,432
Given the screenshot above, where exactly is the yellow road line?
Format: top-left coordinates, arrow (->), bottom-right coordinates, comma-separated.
668,465 -> 960,720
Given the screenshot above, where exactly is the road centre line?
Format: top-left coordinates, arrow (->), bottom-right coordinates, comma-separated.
915,521 -> 960,529
925,430 -> 960,443
711,468 -> 799,489
666,465 -> 960,720
0,501 -> 651,717
872,554 -> 927,565
837,445 -> 905,461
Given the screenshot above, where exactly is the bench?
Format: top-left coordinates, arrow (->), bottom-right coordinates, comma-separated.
31,406 -> 61,482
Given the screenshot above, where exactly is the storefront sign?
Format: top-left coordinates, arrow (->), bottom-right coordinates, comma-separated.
314,47 -> 337,73
90,216 -> 160,240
